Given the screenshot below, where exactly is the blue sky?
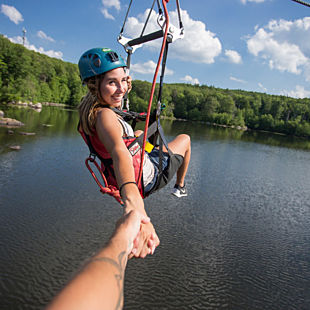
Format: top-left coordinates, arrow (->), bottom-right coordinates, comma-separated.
1,0 -> 310,98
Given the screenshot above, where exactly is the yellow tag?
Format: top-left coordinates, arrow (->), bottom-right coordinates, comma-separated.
145,141 -> 154,153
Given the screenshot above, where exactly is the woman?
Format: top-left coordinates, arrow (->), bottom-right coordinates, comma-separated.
78,48 -> 191,258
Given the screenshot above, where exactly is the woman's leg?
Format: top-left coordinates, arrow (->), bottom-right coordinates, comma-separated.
167,134 -> 191,187
136,130 -> 191,187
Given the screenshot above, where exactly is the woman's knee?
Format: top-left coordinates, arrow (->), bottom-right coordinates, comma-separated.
169,134 -> 190,156
178,134 -> 191,148
134,130 -> 143,137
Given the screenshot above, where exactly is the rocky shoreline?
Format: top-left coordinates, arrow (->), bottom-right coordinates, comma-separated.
0,116 -> 24,127
161,115 -> 248,131
7,100 -> 66,108
0,106 -> 24,128
0,108 -> 38,151
0,101 -> 66,127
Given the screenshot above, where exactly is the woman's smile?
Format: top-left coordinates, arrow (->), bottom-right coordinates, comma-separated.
100,67 -> 128,107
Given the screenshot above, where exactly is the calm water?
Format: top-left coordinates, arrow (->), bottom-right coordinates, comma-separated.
1,105 -> 310,310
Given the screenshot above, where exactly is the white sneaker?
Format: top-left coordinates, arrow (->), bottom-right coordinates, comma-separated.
171,184 -> 187,197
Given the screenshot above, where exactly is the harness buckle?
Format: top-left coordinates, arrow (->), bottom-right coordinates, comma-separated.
89,153 -> 96,162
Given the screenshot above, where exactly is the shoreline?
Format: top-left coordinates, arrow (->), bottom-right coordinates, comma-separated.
1,104 -> 308,140
5,101 -> 67,108
161,115 -> 310,140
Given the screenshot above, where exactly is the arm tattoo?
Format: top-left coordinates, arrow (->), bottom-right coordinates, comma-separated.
91,251 -> 128,310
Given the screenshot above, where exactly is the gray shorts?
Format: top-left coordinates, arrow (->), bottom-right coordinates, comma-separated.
144,148 -> 184,195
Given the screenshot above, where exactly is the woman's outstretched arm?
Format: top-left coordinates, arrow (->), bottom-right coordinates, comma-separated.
95,108 -> 159,258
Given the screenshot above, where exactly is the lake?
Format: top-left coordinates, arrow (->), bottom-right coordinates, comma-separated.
1,105 -> 310,309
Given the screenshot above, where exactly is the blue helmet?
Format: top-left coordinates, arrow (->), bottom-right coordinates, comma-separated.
78,48 -> 126,82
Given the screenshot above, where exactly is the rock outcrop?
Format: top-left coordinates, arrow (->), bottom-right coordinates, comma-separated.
0,117 -> 25,127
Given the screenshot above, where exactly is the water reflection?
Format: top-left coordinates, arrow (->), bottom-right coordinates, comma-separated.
161,119 -> 310,150
0,105 -> 79,154
1,105 -> 309,151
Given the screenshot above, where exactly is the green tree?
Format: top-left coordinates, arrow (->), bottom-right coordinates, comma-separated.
200,95 -> 219,121
260,114 -> 274,130
188,108 -> 201,121
173,92 -> 187,118
217,93 -> 235,114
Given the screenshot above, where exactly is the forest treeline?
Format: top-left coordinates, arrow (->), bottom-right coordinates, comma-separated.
0,35 -> 85,106
1,34 -> 310,137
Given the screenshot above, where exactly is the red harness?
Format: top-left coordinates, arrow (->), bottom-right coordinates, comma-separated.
79,127 -> 145,202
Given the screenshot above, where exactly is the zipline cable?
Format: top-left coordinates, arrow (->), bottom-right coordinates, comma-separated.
156,0 -> 163,15
120,0 -> 133,35
141,0 -> 157,37
176,0 -> 184,29
291,0 -> 310,8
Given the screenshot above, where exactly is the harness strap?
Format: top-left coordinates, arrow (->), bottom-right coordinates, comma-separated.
84,132 -> 113,167
82,114 -> 171,198
112,108 -> 147,123
83,131 -> 114,180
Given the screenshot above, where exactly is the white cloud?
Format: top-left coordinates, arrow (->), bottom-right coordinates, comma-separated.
1,4 -> 23,24
8,36 -> 63,59
131,60 -> 173,75
241,0 -> 266,4
280,85 -> 310,99
230,76 -> 246,83
123,9 -> 222,64
258,82 -> 267,92
37,30 -> 55,42
101,0 -> 120,20
171,10 -> 222,64
225,49 -> 242,64
102,0 -> 120,10
101,8 -> 115,20
181,75 -> 200,85
247,17 -> 310,81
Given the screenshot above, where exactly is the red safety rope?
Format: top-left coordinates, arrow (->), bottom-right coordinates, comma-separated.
137,0 -> 170,192
85,157 -> 123,205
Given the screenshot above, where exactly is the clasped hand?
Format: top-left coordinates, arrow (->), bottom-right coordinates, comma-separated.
129,218 -> 160,259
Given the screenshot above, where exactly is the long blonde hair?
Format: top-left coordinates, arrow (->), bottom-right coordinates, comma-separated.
78,75 -> 105,136
78,70 -> 132,136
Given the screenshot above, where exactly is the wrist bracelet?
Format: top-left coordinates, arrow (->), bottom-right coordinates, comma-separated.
119,181 -> 137,197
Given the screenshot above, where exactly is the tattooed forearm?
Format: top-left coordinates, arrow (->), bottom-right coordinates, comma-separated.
90,251 -> 128,310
